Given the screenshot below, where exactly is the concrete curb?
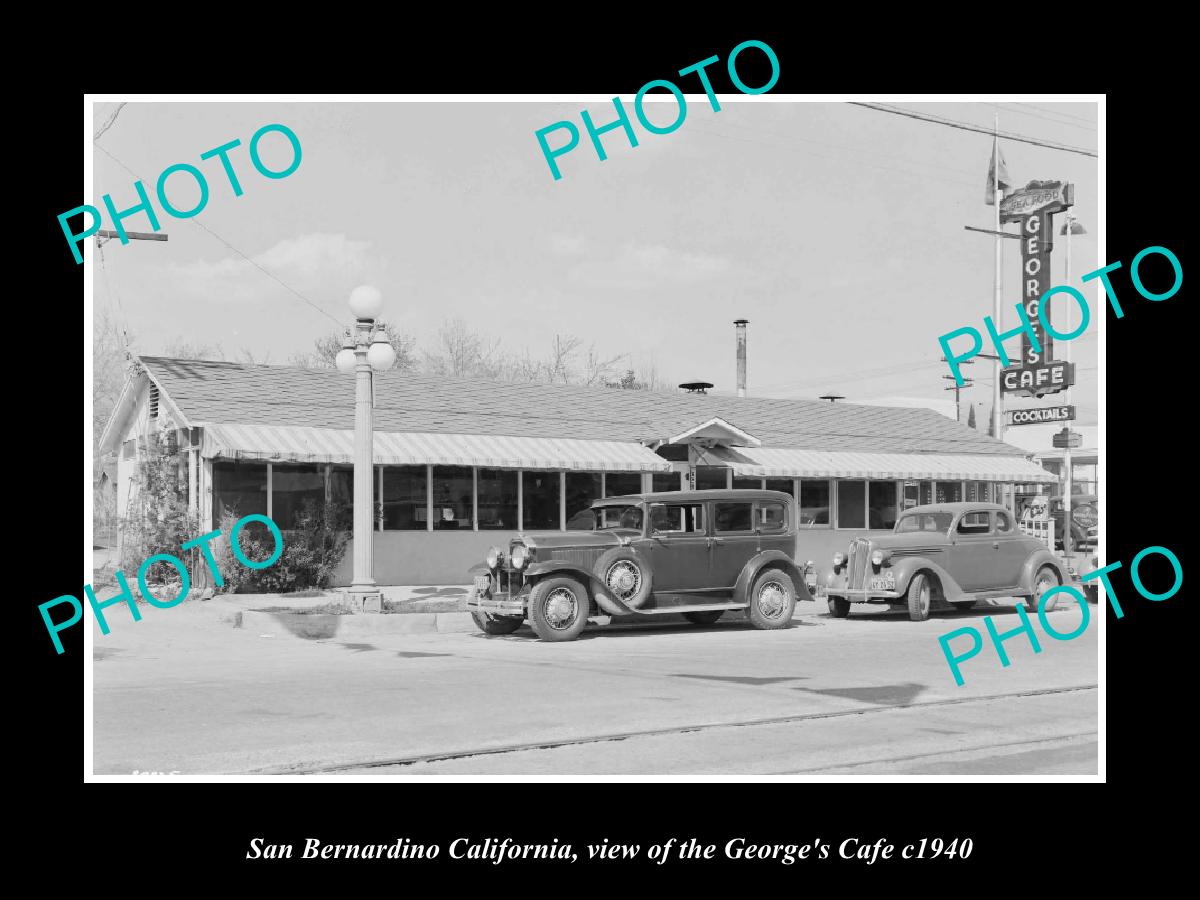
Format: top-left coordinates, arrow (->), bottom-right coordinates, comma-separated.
238,609 -> 477,640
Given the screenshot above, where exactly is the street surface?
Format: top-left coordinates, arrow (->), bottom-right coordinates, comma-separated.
92,596 -> 1098,776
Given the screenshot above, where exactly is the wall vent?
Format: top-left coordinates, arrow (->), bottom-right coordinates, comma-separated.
149,385 -> 160,419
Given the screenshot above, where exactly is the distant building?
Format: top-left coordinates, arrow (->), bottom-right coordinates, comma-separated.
100,357 -> 1055,585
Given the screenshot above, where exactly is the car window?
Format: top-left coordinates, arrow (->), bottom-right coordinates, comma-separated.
648,503 -> 705,534
896,512 -> 953,533
756,501 -> 787,532
713,502 -> 753,533
994,511 -> 1014,533
956,511 -> 991,535
597,505 -> 641,530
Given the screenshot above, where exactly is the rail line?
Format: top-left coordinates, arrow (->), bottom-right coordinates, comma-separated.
253,683 -> 1098,775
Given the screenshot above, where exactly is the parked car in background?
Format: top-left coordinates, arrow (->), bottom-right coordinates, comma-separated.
467,489 -> 816,642
823,502 -> 1068,622
1050,493 -> 1098,551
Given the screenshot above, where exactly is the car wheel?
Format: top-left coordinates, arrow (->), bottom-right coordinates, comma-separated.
528,576 -> 589,642
593,547 -> 654,610
951,601 -> 975,611
828,596 -> 851,618
683,610 -> 724,626
747,569 -> 796,630
1025,565 -> 1061,614
470,611 -> 523,636
907,573 -> 932,622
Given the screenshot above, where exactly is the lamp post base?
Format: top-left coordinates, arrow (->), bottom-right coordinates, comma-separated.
341,588 -> 383,614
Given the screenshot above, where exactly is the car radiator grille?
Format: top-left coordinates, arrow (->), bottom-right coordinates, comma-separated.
554,548 -> 605,571
848,538 -> 870,589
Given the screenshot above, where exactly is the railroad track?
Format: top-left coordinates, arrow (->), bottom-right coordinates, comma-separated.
252,683 -> 1098,776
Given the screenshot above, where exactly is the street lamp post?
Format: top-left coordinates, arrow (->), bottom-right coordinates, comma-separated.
335,285 -> 397,612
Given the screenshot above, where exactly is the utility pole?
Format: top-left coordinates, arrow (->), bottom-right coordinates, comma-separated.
941,358 -> 974,421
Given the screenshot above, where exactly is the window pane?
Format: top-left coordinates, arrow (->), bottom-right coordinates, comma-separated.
799,479 -> 830,526
695,466 -> 728,490
432,466 -> 472,530
936,481 -> 963,503
383,465 -> 427,530
765,478 -> 794,497
271,464 -> 326,530
329,465 -> 355,524
714,502 -> 753,533
920,481 -> 934,505
477,469 -> 517,530
212,462 -> 268,522
837,481 -> 866,529
957,512 -> 990,534
605,472 -> 642,497
565,472 -> 602,529
732,476 -> 763,489
648,503 -> 704,533
521,470 -> 560,530
867,480 -> 898,530
652,472 -> 681,492
757,501 -> 787,532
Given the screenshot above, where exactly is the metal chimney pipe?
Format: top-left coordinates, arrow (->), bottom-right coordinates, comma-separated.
734,319 -> 748,398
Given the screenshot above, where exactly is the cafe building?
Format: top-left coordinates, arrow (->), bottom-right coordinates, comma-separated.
100,356 -> 1056,585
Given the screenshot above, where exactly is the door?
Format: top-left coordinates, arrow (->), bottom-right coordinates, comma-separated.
992,509 -> 1029,588
944,510 -> 998,592
637,501 -> 710,591
709,500 -> 760,588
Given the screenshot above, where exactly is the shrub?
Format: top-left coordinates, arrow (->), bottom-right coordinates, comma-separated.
215,498 -> 351,594
119,433 -> 199,582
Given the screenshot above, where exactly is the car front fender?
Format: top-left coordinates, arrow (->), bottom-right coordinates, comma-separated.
888,557 -> 968,603
1017,550 -> 1068,594
524,560 -> 632,617
734,550 -> 811,605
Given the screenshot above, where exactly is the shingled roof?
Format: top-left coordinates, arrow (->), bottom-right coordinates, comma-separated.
136,356 -> 1024,457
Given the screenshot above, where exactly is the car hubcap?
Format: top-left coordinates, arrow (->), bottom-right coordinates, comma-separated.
1036,575 -> 1056,599
543,588 -> 578,630
920,584 -> 930,614
758,581 -> 788,619
606,561 -> 641,599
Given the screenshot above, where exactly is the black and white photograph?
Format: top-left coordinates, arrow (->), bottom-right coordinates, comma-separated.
79,93 -> 1106,781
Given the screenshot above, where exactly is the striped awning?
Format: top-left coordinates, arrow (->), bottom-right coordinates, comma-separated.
201,424 -> 672,472
699,446 -> 1056,482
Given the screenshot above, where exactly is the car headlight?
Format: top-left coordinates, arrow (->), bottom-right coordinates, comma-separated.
805,559 -> 815,569
871,550 -> 885,566
510,544 -> 529,569
485,546 -> 502,569
832,552 -> 845,568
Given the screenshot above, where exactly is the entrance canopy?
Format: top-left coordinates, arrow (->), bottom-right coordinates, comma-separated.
202,424 -> 672,472
699,446 -> 1056,483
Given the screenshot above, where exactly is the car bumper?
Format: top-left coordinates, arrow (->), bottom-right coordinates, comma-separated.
466,590 -> 527,615
826,588 -> 903,602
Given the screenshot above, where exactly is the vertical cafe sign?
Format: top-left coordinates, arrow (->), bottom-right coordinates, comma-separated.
1000,181 -> 1074,367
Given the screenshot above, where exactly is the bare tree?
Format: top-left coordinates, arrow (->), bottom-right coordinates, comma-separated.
289,321 -> 415,371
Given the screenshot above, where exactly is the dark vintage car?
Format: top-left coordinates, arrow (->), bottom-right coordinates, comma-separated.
467,489 -> 815,642
823,502 -> 1069,621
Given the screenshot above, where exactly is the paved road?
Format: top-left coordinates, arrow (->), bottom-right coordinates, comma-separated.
92,598 -> 1098,776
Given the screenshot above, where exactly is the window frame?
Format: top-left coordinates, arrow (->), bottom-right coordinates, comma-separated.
712,500 -> 756,535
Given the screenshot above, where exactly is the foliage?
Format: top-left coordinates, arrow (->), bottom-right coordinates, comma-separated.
118,431 -> 199,579
214,498 -> 351,594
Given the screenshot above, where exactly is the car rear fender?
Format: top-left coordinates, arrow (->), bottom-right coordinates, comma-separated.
889,557 -> 967,603
735,551 -> 810,605
1018,550 -> 1068,593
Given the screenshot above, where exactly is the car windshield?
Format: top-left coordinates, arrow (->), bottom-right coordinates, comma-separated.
594,504 -> 643,531
895,512 -> 954,534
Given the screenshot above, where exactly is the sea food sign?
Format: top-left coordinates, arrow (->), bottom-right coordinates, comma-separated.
1000,181 -> 1075,370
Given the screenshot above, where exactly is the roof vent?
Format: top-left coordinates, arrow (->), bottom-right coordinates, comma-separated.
678,379 -> 713,394
149,384 -> 160,419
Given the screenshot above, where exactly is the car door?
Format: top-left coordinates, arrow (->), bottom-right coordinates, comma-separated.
709,500 -> 759,589
944,510 -> 998,592
992,509 -> 1028,587
637,501 -> 710,592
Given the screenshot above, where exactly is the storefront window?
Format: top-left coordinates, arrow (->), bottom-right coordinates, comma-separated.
652,472 -> 681,493
920,481 -> 934,505
212,461 -> 268,522
867,480 -> 898,530
695,466 -> 728,490
605,472 -> 642,497
903,481 -> 921,510
271,464 -> 326,529
328,466 -> 356,526
837,480 -> 866,529
522,470 -> 560,530
382,465 -> 427,530
432,466 -> 472,530
566,472 -> 602,529
765,478 -> 794,497
799,479 -> 831,526
936,481 -> 963,503
478,469 -> 517,530
732,476 -> 763,489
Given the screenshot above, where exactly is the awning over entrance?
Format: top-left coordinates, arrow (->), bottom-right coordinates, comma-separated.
699,446 -> 1057,483
201,424 -> 672,472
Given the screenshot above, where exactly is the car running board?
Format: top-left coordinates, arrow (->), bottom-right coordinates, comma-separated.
631,602 -> 750,615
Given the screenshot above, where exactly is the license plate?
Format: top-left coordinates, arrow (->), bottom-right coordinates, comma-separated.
870,577 -> 892,591
473,575 -> 491,593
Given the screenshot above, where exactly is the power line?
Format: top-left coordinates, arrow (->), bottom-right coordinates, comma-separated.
1015,103 -> 1098,127
986,103 -> 1097,133
92,143 -> 344,327
755,359 -> 945,392
848,103 -> 1098,158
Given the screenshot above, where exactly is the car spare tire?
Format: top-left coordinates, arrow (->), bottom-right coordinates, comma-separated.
593,546 -> 653,610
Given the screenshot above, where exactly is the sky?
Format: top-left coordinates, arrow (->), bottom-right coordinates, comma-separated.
89,98 -> 1099,454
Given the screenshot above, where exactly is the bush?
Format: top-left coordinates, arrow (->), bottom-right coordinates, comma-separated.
119,434 -> 199,582
215,498 -> 351,594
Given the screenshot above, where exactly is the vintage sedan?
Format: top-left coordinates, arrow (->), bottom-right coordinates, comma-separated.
823,502 -> 1068,621
467,489 -> 816,642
